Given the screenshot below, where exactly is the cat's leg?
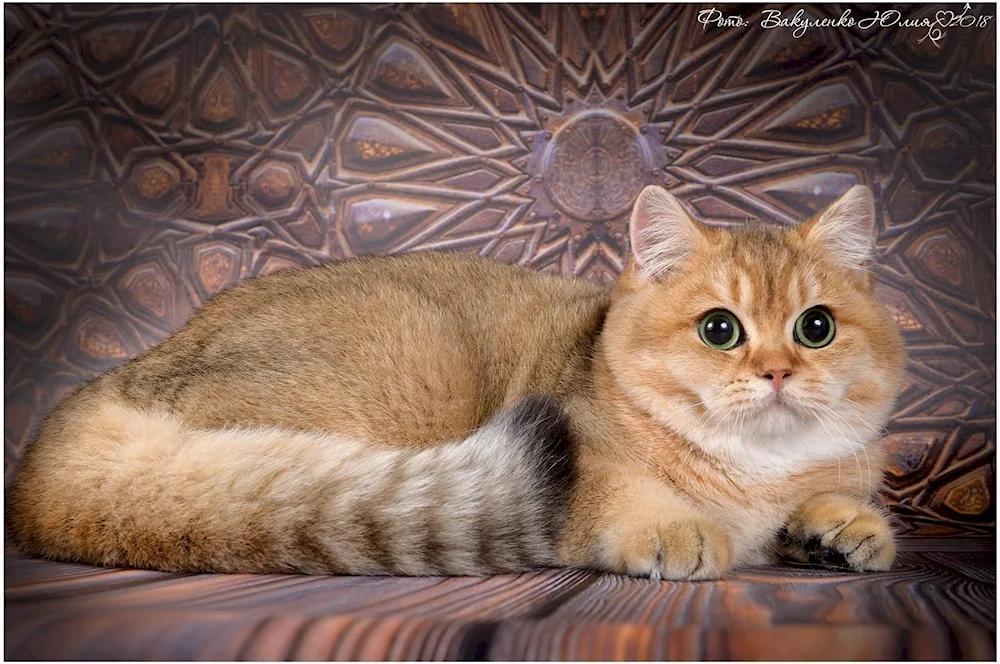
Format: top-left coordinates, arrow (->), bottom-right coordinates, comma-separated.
780,492 -> 895,571
559,462 -> 732,580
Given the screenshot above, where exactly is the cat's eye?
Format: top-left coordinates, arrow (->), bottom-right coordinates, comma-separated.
698,310 -> 743,350
794,307 -> 835,348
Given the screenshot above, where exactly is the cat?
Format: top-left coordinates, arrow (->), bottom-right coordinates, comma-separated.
6,184 -> 905,580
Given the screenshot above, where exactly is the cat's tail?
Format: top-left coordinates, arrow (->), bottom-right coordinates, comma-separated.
6,394 -> 575,576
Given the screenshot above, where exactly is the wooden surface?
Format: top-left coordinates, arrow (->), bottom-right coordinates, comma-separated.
5,543 -> 994,661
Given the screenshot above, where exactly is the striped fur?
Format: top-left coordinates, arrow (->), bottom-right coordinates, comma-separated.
8,394 -> 574,575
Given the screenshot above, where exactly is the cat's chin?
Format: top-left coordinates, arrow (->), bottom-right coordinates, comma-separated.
672,399 -> 814,446
743,402 -> 809,436
712,391 -> 842,442
736,395 -> 875,453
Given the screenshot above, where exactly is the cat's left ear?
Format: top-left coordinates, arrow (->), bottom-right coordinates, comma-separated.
799,185 -> 876,269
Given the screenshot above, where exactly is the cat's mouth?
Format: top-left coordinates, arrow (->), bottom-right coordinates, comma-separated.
715,389 -> 812,427
758,389 -> 789,407
756,391 -> 808,418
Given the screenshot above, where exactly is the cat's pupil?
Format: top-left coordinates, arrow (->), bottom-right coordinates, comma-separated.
704,316 -> 734,345
802,313 -> 829,342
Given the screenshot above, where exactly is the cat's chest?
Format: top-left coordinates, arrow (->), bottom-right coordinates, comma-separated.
712,500 -> 794,566
678,427 -> 877,554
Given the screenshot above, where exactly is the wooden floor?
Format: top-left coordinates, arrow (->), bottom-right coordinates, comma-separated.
4,542 -> 995,661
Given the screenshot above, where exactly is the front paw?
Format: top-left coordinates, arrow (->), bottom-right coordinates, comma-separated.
599,518 -> 732,581
784,494 -> 895,571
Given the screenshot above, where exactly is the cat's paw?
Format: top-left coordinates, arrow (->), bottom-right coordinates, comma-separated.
784,493 -> 895,572
600,518 -> 732,581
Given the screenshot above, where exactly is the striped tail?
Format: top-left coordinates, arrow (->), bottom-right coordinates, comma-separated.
7,395 -> 576,576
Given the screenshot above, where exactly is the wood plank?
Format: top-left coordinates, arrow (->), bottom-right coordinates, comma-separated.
5,550 -> 994,660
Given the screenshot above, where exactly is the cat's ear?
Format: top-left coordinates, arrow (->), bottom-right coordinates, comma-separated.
801,185 -> 876,269
628,186 -> 704,281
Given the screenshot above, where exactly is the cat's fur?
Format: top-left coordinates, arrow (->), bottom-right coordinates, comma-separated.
7,185 -> 906,580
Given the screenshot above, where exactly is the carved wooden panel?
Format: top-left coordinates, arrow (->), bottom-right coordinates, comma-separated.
4,4 -> 995,537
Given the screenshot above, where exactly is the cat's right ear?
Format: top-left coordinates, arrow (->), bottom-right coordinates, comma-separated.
628,186 -> 703,283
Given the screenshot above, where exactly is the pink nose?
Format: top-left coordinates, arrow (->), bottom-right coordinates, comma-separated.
761,368 -> 792,392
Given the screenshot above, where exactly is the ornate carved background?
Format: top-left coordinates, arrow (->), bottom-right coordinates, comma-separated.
4,4 -> 995,537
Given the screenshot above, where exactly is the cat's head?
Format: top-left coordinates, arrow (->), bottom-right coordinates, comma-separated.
604,185 -> 906,470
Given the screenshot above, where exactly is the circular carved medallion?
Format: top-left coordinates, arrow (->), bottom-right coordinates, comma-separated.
542,111 -> 651,222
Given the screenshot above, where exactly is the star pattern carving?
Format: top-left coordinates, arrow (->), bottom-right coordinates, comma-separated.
4,4 -> 995,536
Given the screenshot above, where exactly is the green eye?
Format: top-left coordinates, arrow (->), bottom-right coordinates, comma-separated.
698,310 -> 743,350
795,307 -> 835,348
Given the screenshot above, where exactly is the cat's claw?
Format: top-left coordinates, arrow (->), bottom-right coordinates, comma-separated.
784,493 -> 895,572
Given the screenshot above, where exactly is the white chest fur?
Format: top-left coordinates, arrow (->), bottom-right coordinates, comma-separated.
693,424 -> 876,567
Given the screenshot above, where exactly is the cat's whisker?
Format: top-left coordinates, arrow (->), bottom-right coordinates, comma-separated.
703,396 -> 739,444
811,408 -> 846,453
825,408 -> 869,498
810,405 -> 865,497
809,400 -> 862,441
825,395 -> 882,426
833,393 -> 881,415
859,446 -> 874,500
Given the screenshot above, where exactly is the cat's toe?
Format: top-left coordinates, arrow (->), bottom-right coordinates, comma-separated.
829,511 -> 895,571
786,495 -> 858,545
785,494 -> 895,572
606,518 -> 732,581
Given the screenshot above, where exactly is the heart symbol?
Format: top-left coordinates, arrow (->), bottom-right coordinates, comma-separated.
935,9 -> 955,27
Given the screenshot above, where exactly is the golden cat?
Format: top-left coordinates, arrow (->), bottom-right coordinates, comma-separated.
7,184 -> 905,580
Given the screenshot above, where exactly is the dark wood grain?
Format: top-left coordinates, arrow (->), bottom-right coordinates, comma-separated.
4,546 -> 994,660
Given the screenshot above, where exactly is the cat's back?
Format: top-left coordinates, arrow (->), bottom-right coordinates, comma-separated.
181,251 -> 609,354
109,252 -> 610,444
215,250 -> 603,316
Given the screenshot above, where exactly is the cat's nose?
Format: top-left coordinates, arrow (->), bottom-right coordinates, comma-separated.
761,367 -> 791,392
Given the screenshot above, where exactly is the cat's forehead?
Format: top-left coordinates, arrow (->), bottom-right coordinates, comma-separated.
701,224 -> 821,318
725,223 -> 795,258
